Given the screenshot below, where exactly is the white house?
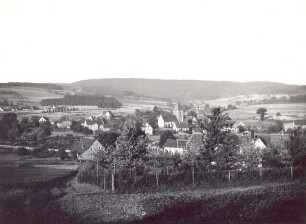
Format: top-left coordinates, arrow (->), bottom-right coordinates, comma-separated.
0,107 -> 4,112
252,136 -> 267,150
39,117 -> 48,124
144,122 -> 153,135
102,111 -> 112,119
158,114 -> 178,128
163,139 -> 187,155
283,120 -> 306,131
82,117 -> 104,132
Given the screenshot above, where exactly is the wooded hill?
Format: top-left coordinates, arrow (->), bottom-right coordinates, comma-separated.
72,78 -> 306,100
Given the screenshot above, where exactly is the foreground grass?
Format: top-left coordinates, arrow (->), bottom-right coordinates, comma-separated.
48,180 -> 306,224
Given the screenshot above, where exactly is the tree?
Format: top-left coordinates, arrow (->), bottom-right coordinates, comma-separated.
95,132 -> 119,147
187,111 -> 197,118
256,108 -> 267,121
148,148 -> 168,188
115,116 -> 149,179
201,107 -> 237,170
183,143 -> 200,186
17,147 -> 29,158
159,130 -> 176,147
239,139 -> 262,170
204,104 -> 210,111
283,127 -> 305,168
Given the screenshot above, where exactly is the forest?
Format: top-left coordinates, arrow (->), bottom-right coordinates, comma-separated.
41,95 -> 122,108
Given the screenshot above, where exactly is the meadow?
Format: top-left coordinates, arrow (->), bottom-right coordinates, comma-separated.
47,180 -> 306,224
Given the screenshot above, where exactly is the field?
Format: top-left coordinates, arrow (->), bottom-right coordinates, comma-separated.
0,87 -> 64,105
226,103 -> 306,124
0,151 -> 78,188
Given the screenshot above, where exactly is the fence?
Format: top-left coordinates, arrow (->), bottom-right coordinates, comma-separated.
77,166 -> 305,193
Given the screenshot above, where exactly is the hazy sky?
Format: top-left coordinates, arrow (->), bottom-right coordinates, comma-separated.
0,0 -> 305,84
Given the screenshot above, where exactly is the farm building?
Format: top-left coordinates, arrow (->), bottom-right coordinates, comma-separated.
173,122 -> 189,132
283,120 -> 306,131
158,114 -> 178,128
72,137 -> 105,161
163,139 -> 187,155
39,116 -> 49,123
142,122 -> 154,135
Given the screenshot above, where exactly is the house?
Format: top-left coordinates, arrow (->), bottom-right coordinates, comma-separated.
158,114 -> 178,128
0,107 -> 4,112
56,116 -> 72,129
72,137 -> 105,161
143,122 -> 153,135
163,139 -> 187,155
82,119 -> 99,132
39,117 -> 48,123
283,120 -> 306,131
82,117 -> 104,132
186,133 -> 203,150
185,116 -> 197,124
173,122 -> 189,132
102,123 -> 115,132
102,111 -> 113,120
173,103 -> 184,122
252,136 -> 267,150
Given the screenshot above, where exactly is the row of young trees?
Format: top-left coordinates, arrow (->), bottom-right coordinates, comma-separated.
80,108 -> 306,191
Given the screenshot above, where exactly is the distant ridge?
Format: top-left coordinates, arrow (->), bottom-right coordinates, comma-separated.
72,78 -> 305,100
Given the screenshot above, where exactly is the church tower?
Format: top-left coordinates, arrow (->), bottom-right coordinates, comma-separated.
173,103 -> 184,122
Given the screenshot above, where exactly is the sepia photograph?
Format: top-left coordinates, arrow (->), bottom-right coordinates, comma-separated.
0,0 -> 305,223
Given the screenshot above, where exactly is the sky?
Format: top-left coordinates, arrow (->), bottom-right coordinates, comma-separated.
0,0 -> 305,85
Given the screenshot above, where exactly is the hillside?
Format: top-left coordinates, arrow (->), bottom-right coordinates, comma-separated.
72,79 -> 305,100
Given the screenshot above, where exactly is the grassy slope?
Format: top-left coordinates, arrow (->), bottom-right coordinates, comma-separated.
49,181 -> 306,224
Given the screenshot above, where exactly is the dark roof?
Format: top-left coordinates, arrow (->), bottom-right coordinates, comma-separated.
85,119 -> 98,125
164,139 -> 187,148
187,133 -> 203,148
257,134 -> 289,148
103,123 -> 115,129
58,116 -> 70,123
162,114 -> 178,123
72,137 -> 95,154
175,122 -> 189,129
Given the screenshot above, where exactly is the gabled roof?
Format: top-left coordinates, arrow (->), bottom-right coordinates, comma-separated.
85,119 -> 98,125
161,114 -> 178,123
103,123 -> 115,129
57,116 -> 71,123
72,137 -> 95,154
187,133 -> 203,149
256,134 -> 289,148
164,139 -> 187,148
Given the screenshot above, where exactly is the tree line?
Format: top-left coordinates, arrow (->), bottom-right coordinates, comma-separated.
41,95 -> 122,108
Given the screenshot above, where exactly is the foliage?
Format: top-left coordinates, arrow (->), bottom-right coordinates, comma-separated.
256,107 -> 267,120
187,110 -> 197,118
201,107 -> 237,169
41,94 -> 122,108
95,132 -> 119,147
17,147 -> 29,157
159,130 -> 176,147
283,127 -> 306,166
115,116 -> 149,173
